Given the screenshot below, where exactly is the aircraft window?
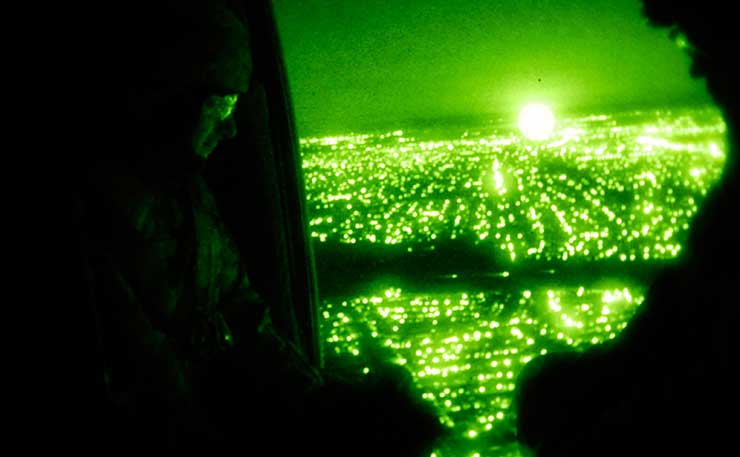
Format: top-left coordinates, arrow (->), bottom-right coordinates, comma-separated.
274,1 -> 726,456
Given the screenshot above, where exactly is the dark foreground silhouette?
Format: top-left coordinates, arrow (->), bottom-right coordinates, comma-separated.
67,0 -> 444,455
515,1 -> 739,456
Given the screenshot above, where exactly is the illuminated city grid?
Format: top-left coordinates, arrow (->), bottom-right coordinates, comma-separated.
321,282 -> 643,457
302,106 -> 726,263
299,105 -> 727,457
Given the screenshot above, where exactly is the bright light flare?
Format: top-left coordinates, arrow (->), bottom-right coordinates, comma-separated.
518,103 -> 555,141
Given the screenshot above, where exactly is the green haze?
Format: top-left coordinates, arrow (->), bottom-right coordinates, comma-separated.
274,0 -> 711,136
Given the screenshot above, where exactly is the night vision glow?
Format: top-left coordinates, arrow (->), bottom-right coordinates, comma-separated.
300,105 -> 726,457
518,104 -> 555,141
273,1 -> 728,456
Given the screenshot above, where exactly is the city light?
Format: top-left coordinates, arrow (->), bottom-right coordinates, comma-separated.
518,103 -> 555,141
301,104 -> 726,457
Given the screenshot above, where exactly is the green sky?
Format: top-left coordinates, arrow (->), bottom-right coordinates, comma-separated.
273,0 -> 711,135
